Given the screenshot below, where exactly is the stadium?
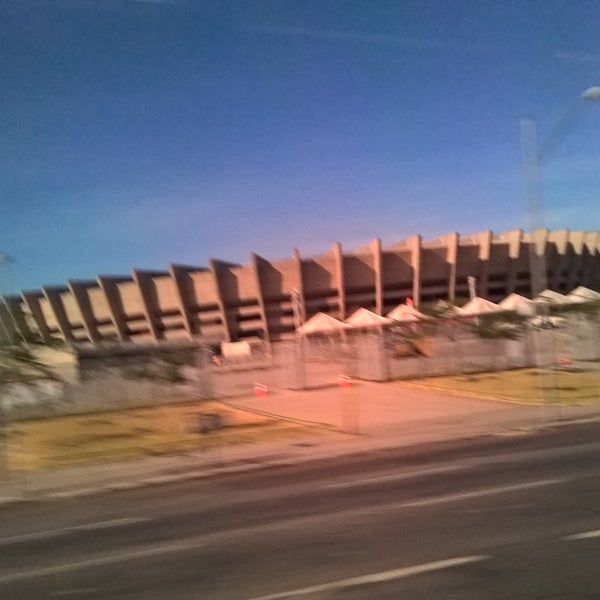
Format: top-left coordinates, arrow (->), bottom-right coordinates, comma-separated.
1,228 -> 599,348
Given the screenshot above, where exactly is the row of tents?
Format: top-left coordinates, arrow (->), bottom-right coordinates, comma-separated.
296,286 -> 600,336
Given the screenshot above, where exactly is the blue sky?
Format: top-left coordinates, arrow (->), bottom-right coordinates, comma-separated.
2,0 -> 600,292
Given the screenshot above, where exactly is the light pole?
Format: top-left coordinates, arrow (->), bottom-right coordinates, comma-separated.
0,253 -> 17,343
521,87 -> 600,299
520,87 -> 600,410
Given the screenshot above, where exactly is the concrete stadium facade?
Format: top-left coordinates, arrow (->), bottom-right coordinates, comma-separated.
1,228 -> 600,348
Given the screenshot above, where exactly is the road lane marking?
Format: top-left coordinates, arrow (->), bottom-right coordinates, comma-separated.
0,475 -> 562,587
564,529 -> 600,541
50,588 -> 98,597
0,538 -> 207,585
241,555 -> 491,600
323,465 -> 468,489
395,478 -> 566,508
0,518 -> 151,547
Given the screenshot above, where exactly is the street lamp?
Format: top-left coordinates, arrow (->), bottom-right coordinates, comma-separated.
0,253 -> 17,344
520,87 -> 600,411
521,87 -> 600,298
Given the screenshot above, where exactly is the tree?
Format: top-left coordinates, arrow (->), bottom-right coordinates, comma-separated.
0,340 -> 64,384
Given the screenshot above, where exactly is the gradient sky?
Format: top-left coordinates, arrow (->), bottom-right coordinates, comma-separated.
2,0 -> 600,292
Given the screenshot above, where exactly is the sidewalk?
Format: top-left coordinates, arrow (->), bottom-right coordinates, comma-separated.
2,380 -> 600,505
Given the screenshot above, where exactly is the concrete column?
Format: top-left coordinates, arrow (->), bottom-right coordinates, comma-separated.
529,229 -> 549,297
97,276 -> 129,342
506,229 -> 523,295
251,254 -> 271,343
168,264 -> 196,336
293,248 -> 306,324
208,259 -> 233,343
567,231 -> 585,292
332,243 -> 346,319
68,282 -> 100,342
132,270 -> 162,341
409,235 -> 422,307
581,232 -> 599,288
548,230 -> 569,291
591,235 -> 600,290
372,239 -> 383,315
476,230 -> 492,298
446,232 -> 459,301
42,287 -> 74,342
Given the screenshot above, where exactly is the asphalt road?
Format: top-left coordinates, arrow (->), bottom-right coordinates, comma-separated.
1,423 -> 600,599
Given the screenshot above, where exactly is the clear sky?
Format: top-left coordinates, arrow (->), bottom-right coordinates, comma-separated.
2,0 -> 600,292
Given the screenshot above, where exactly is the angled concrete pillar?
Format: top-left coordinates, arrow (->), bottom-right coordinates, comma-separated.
567,231 -> 585,292
372,239 -> 383,315
332,243 -> 346,319
475,230 -> 492,298
168,264 -> 196,336
42,287 -> 74,342
97,276 -> 129,342
293,248 -> 306,324
506,229 -> 523,295
548,229 -> 569,291
68,282 -> 100,342
132,270 -> 162,341
582,232 -> 599,287
208,259 -> 233,343
251,254 -> 271,343
408,235 -> 422,307
591,235 -> 600,290
530,228 -> 549,297
445,232 -> 459,301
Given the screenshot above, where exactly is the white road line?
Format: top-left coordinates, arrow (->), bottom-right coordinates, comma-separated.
0,518 -> 151,547
0,537 -> 207,585
564,529 -> 600,541
241,555 -> 491,600
50,588 -> 98,597
395,479 -> 566,509
323,464 -> 468,489
0,475 -> 562,586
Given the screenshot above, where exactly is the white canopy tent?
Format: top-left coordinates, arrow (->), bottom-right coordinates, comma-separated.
345,307 -> 394,329
460,296 -> 504,316
296,312 -> 349,336
498,293 -> 537,317
567,286 -> 600,303
387,304 -> 428,323
534,289 -> 571,305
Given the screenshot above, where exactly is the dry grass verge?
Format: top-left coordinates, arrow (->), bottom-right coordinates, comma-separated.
409,368 -> 600,404
5,400 -> 311,471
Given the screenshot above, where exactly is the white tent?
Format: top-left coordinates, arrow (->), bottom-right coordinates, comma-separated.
296,312 -> 349,336
535,289 -> 571,305
498,293 -> 537,317
387,304 -> 428,322
460,297 -> 503,316
345,307 -> 393,329
567,286 -> 600,303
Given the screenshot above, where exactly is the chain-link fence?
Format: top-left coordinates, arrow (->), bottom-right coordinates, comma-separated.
3,313 -> 599,420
